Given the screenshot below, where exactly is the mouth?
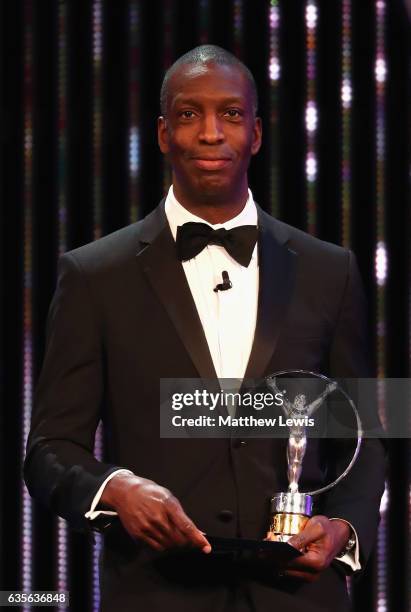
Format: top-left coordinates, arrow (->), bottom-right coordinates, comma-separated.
191,158 -> 232,171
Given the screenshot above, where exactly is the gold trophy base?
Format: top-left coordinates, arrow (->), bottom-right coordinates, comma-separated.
267,512 -> 309,542
267,492 -> 313,542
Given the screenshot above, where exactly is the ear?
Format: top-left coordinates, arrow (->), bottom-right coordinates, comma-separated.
158,116 -> 169,154
251,116 -> 262,156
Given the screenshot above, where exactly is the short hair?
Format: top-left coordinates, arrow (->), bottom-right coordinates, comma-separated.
160,45 -> 258,117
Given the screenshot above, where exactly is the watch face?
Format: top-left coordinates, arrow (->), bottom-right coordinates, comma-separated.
347,536 -> 356,550
342,537 -> 355,556
336,533 -> 356,559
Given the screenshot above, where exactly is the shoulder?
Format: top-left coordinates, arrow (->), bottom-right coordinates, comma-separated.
257,209 -> 361,308
259,208 -> 352,271
59,201 -> 165,277
288,221 -> 350,273
277,218 -> 347,257
62,222 -> 143,274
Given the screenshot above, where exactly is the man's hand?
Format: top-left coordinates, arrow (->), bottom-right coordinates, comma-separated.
284,516 -> 351,582
100,472 -> 211,553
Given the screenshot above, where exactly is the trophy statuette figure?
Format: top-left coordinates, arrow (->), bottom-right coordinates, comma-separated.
265,371 -> 362,543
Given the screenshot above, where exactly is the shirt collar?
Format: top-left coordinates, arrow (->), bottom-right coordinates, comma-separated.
165,184 -> 258,241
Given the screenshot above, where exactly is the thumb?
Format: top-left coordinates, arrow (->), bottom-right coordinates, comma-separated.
288,518 -> 325,550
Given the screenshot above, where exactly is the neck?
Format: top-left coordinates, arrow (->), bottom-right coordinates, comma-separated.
172,183 -> 249,224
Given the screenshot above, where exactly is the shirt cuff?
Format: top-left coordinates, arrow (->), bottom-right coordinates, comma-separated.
84,469 -> 134,521
329,518 -> 361,572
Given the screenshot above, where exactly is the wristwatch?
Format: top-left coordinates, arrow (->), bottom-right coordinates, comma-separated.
336,533 -> 356,558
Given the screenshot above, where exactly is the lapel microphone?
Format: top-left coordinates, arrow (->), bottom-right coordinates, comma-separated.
214,271 -> 233,292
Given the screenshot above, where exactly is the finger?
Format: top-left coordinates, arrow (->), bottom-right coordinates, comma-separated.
134,507 -> 196,550
159,504 -> 197,548
287,550 -> 327,573
122,508 -> 173,548
164,518 -> 193,548
139,524 -> 174,549
140,520 -> 191,550
173,522 -> 201,548
147,512 -> 185,548
166,499 -> 211,553
288,520 -> 325,551
176,519 -> 211,553
136,532 -> 166,552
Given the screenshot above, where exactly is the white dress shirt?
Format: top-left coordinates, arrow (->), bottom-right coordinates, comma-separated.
165,186 -> 259,380
84,186 -> 360,571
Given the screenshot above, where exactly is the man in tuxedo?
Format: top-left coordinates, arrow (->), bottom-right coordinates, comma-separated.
24,45 -> 385,612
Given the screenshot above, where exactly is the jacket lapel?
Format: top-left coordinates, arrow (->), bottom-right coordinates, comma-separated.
135,200 -> 297,384
136,201 -> 218,381
243,206 -> 297,380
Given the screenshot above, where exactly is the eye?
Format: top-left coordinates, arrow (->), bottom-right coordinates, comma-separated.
179,110 -> 196,119
224,109 -> 243,119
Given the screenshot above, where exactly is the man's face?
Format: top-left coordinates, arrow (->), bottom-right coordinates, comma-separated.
158,62 -> 262,203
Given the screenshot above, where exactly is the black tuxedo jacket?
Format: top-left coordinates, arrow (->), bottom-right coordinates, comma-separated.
24,201 -> 386,612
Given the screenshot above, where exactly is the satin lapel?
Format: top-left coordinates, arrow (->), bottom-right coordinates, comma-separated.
136,203 -> 218,382
243,208 -> 297,381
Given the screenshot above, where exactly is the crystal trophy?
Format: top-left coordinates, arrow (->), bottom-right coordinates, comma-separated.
265,370 -> 362,542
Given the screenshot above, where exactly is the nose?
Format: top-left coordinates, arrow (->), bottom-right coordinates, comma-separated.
198,113 -> 225,144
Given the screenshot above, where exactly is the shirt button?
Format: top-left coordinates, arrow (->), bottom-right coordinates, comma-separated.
218,509 -> 234,522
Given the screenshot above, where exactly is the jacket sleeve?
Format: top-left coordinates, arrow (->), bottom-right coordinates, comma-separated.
23,252 -> 123,533
321,250 -> 387,569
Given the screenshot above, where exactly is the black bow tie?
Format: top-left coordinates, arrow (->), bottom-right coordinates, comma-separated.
176,222 -> 258,267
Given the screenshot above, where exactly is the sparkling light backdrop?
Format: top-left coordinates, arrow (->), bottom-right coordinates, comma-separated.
1,2 -> 408,611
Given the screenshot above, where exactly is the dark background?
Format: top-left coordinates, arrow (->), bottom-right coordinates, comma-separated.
1,0 -> 410,610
